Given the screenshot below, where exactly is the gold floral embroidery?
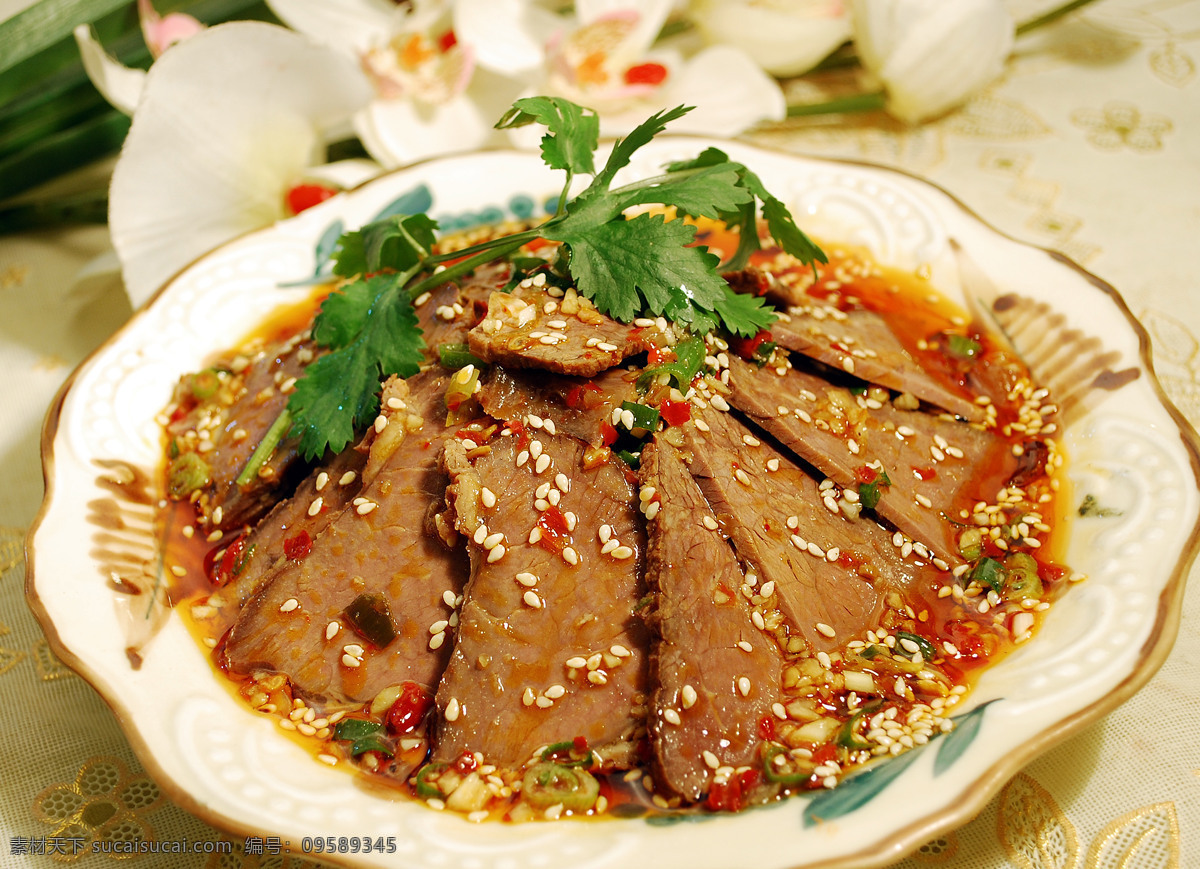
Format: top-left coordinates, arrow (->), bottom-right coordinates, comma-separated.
1084,802 -> 1180,869
31,756 -> 164,862
997,772 -> 1080,869
0,263 -> 30,290
1150,42 -> 1195,87
0,525 -> 22,575
1071,102 -> 1173,151
33,638 -> 76,682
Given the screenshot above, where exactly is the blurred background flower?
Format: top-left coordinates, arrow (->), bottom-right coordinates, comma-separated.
0,0 -> 1100,305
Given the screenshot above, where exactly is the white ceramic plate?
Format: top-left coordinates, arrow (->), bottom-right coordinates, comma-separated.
28,141 -> 1200,869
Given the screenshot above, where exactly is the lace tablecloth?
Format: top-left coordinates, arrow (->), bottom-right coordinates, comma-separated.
1,1 -> 1197,866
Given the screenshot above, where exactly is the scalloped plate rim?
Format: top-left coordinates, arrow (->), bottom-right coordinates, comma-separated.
25,139 -> 1200,869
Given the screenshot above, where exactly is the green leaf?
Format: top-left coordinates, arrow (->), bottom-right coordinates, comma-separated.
615,162 -> 753,220
548,211 -> 726,323
0,0 -> 130,77
714,284 -> 777,337
496,95 -> 598,178
0,108 -> 129,201
933,701 -> 996,775
803,744 -> 925,826
332,213 -> 438,277
289,273 -> 425,458
586,104 -> 693,196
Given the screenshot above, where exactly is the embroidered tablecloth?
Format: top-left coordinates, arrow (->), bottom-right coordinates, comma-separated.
1,0 -> 1197,866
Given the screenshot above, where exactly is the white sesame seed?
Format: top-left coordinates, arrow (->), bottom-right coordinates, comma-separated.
563,547 -> 579,565
815,622 -> 836,638
736,677 -> 751,696
445,698 -> 461,721
279,598 -> 299,613
663,708 -> 682,726
523,591 -> 542,608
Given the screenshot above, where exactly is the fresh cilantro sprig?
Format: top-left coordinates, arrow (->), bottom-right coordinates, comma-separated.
285,95 -> 827,460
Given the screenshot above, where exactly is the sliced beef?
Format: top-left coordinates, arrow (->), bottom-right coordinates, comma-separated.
433,431 -> 649,770
479,365 -> 639,448
166,334 -> 316,532
200,441 -> 368,637
726,356 -> 1012,560
769,306 -> 983,423
414,262 -> 508,356
222,369 -> 467,708
639,439 -> 782,802
467,284 -> 664,377
679,405 -> 938,652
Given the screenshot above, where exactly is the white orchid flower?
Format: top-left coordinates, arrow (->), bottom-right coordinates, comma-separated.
688,0 -> 852,78
108,22 -> 377,307
267,0 -> 524,167
455,0 -> 786,139
850,0 -> 1014,123
73,0 -> 205,114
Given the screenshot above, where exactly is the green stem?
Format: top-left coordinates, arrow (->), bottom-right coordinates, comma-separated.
786,91 -> 886,118
235,408 -> 293,487
408,235 -> 531,300
1015,0 -> 1101,36
0,188 -> 108,233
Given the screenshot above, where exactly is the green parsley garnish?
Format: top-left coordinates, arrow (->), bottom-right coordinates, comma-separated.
286,96 -> 826,460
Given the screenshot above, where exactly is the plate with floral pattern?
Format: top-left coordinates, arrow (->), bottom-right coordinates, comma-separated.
27,139 -> 1199,869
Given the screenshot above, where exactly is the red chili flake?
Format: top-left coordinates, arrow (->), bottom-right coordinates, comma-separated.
810,742 -> 839,765
757,715 -> 777,741
600,422 -> 619,447
210,536 -> 250,587
912,466 -> 937,481
565,382 -> 604,410
455,749 -> 479,774
624,62 -> 668,86
1042,564 -> 1067,582
728,329 -> 772,361
573,735 -> 589,754
283,530 -> 313,561
705,777 -> 743,812
658,399 -> 691,427
438,29 -> 457,51
855,465 -> 879,484
285,183 -> 338,216
534,505 -> 571,554
943,620 -> 990,664
506,418 -> 530,449
385,681 -> 433,734
738,768 -> 762,792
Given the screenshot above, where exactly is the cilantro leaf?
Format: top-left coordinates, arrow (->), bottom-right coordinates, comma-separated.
288,273 -> 425,458
585,104 -> 693,198
496,96 -> 598,179
548,211 -> 726,323
714,284 -> 777,337
332,213 -> 438,277
616,162 -> 753,219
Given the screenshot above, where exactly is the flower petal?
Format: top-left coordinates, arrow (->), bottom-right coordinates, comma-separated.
109,22 -> 372,307
851,0 -> 1014,123
690,0 -> 852,77
353,68 -> 521,167
266,0 -> 397,53
575,0 -> 673,57
656,45 -> 786,136
73,24 -> 146,114
453,0 -> 562,74
138,0 -> 204,59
